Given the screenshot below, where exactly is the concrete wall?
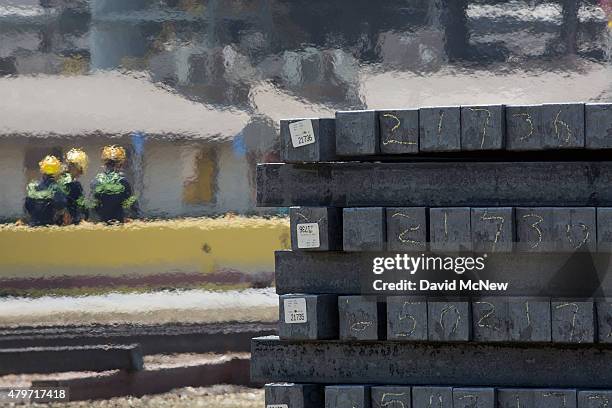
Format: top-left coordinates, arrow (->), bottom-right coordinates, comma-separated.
215,143 -> 253,214
142,140 -> 253,217
0,141 -> 26,220
141,141 -> 184,217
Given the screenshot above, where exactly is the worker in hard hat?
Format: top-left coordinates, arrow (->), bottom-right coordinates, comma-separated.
91,145 -> 138,223
24,155 -> 69,226
58,148 -> 89,224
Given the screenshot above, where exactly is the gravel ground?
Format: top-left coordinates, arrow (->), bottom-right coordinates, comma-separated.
42,385 -> 264,408
1,354 -> 260,407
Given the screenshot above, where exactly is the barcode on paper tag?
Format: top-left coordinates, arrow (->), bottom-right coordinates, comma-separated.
296,223 -> 320,248
289,119 -> 316,148
267,405 -> 288,408
284,298 -> 307,324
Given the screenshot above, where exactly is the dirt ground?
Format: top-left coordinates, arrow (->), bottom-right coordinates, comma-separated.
34,385 -> 263,407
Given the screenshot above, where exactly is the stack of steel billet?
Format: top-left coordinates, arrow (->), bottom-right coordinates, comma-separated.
254,103 -> 612,408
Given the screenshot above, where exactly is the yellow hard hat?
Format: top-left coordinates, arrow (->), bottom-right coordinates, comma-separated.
39,155 -> 62,176
65,148 -> 89,172
101,145 -> 127,162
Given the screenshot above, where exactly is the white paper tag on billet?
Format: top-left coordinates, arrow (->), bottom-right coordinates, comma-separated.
267,405 -> 288,408
289,119 -> 316,148
296,222 -> 320,248
284,298 -> 307,324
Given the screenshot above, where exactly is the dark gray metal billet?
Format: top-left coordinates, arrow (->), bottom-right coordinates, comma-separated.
497,389 -> 535,408
585,103 -> 612,149
596,301 -> 612,343
541,103 -> 585,149
413,387 -> 452,408
29,357 -> 253,402
386,296 -> 428,341
427,301 -> 471,341
515,207 -> 555,252
386,207 -> 427,252
470,207 -> 514,253
338,296 -> 386,341
250,336 -> 612,387
499,389 -> 577,408
551,300 -> 595,343
516,207 -> 596,253
275,250 -> 363,295
461,104 -> 505,151
265,383 -> 324,408
472,298 -> 509,342
378,109 -> 419,154
534,389 -> 577,408
290,206 -> 342,251
336,110 -> 379,156
508,298 -> 552,342
326,385 -> 371,408
256,162 -> 612,208
0,322 -> 276,355
371,386 -> 411,408
419,106 -> 461,152
275,250 -> 612,298
506,104 -> 543,151
597,208 -> 612,252
430,207 -> 471,252
280,118 -> 336,162
578,391 -> 612,408
343,207 -> 386,252
279,294 -> 338,340
553,208 -> 596,253
0,344 -> 143,375
453,388 -> 495,408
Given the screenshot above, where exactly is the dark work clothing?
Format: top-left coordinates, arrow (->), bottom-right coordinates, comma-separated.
24,176 -> 67,226
58,174 -> 87,224
91,170 -> 138,223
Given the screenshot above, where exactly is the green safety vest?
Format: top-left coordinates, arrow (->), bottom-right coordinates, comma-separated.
57,173 -> 72,195
94,171 -> 126,195
58,173 -> 91,209
94,171 -> 137,209
26,180 -> 60,200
